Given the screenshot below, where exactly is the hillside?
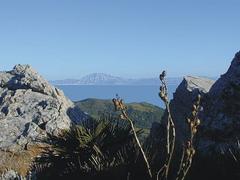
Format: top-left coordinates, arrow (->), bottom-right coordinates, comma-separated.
74,98 -> 164,130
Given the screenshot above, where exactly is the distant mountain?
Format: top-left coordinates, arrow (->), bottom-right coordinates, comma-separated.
50,73 -> 182,86
78,73 -> 127,85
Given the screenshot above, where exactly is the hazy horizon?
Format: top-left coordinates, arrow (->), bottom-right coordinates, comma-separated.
0,1 -> 239,79
50,72 -> 217,81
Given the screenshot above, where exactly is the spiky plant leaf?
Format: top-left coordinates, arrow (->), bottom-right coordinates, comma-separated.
33,116 -> 142,179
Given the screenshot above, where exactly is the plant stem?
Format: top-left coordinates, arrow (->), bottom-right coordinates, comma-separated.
122,110 -> 153,179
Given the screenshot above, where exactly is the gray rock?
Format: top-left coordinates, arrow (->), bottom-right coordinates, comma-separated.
0,64 -> 88,152
198,51 -> 240,153
161,76 -> 214,145
146,75 -> 214,168
174,76 -> 214,142
0,170 -> 35,180
0,170 -> 22,180
150,51 -> 240,156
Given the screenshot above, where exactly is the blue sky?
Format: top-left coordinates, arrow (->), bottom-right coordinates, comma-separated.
0,0 -> 239,80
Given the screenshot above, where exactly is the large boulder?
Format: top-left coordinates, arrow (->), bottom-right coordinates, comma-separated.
167,76 -> 214,145
147,76 -> 214,169
0,64 -> 88,178
153,76 -> 214,147
0,64 -> 88,151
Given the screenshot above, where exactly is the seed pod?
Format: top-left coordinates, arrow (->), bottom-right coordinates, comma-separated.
159,92 -> 165,99
159,74 -> 164,81
191,148 -> 196,155
186,118 -> 191,124
192,128 -> 197,134
160,86 -> 164,91
163,96 -> 168,102
159,71 -> 166,80
186,149 -> 191,157
120,114 -> 125,120
190,122 -> 194,128
196,119 -> 201,126
186,141 -> 191,147
197,94 -> 201,101
192,104 -> 197,111
191,111 -> 197,117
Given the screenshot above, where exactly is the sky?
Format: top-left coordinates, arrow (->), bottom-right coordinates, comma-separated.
0,0 -> 239,80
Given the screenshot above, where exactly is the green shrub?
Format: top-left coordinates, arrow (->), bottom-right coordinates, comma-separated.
32,117 -> 144,179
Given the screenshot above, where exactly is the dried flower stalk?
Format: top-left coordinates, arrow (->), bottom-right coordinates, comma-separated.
112,72 -> 200,180
157,71 -> 176,180
176,94 -> 201,180
112,96 -> 153,179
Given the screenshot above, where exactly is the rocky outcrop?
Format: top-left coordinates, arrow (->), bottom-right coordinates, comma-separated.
198,51 -> 240,153
154,76 -> 214,147
0,64 -> 89,179
167,76 -> 214,145
147,76 -> 214,167
150,51 -> 240,155
0,64 -> 88,152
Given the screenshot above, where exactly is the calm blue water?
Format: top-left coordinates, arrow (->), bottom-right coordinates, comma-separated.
57,85 -> 178,108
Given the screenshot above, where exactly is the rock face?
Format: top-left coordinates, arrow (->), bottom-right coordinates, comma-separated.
147,76 -> 215,167
168,76 -> 214,144
0,64 -> 88,152
0,170 -> 23,180
199,51 -> 240,153
158,76 -> 214,146
151,51 -> 240,155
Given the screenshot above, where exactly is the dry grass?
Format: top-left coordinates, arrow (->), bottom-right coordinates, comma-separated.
0,144 -> 46,176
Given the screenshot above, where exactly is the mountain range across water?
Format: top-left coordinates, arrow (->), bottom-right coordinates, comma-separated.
50,73 -> 215,86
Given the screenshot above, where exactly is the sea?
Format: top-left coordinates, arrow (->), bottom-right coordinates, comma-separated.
56,85 -> 178,108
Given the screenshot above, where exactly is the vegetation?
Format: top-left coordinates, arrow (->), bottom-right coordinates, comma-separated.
75,99 -> 164,140
0,145 -> 44,177
32,117 -> 144,179
176,94 -> 201,180
112,96 -> 153,179
188,142 -> 240,180
32,71 -> 202,180
75,99 -> 164,129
